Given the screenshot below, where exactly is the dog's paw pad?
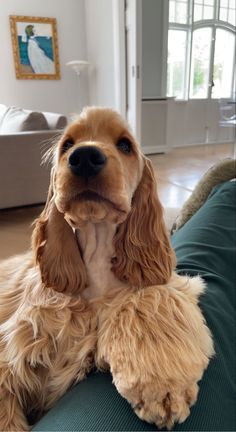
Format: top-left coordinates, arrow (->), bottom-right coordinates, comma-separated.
134,385 -> 198,429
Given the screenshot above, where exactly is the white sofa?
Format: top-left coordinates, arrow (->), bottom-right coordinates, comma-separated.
0,105 -> 67,209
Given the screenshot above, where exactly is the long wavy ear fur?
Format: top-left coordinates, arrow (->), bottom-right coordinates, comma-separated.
113,158 -> 176,288
32,173 -> 87,294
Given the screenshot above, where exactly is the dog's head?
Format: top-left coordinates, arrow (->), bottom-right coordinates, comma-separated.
54,107 -> 144,226
32,107 -> 175,294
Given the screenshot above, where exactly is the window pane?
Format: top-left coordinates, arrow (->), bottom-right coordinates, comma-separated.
203,5 -> 214,19
169,0 -> 188,24
190,28 -> 212,98
212,28 -> 235,98
194,4 -> 203,21
220,7 -> 228,21
167,30 -> 187,99
220,0 -> 236,25
194,0 -> 215,21
228,9 -> 236,26
176,2 -> 188,23
169,1 -> 176,22
220,0 -> 228,7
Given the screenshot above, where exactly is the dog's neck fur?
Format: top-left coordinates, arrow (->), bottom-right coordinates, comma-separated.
76,222 -> 125,300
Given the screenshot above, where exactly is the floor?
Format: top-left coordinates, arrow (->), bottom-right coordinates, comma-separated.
0,142 -> 234,260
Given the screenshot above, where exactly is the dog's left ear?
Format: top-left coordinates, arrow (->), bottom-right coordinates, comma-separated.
113,158 -> 176,288
32,170 -> 87,294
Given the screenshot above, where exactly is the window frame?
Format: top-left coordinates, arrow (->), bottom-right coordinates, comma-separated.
167,0 -> 236,100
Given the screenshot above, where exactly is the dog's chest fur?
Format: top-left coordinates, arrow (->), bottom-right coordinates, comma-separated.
76,222 -> 125,299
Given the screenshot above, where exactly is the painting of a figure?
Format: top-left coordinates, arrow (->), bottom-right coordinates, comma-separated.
10,16 -> 60,80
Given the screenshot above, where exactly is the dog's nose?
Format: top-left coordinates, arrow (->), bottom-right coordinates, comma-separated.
68,146 -> 107,178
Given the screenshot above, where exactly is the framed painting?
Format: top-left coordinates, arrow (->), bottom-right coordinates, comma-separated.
10,15 -> 60,80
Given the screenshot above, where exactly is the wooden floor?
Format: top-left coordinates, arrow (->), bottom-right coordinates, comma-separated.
152,143 -> 234,207
0,142 -> 234,260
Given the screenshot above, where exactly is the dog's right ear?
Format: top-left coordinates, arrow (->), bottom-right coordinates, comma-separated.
32,170 -> 87,294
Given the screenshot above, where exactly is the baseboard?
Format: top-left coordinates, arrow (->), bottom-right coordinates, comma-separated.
141,141 -> 234,154
172,140 -> 235,148
141,145 -> 171,155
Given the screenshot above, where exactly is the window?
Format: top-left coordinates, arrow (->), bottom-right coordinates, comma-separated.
190,27 -> 212,98
219,0 -> 236,27
212,28 -> 235,98
167,0 -> 236,99
169,0 -> 189,24
194,0 -> 215,21
167,30 -> 187,98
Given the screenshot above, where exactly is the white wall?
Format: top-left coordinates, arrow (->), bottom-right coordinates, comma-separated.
0,0 -> 88,117
85,0 -> 121,111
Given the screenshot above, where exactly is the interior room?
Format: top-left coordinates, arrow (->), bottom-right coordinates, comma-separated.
1,0 -> 235,260
0,0 -> 236,430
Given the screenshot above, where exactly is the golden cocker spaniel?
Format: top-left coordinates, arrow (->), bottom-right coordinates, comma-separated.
0,107 -> 214,431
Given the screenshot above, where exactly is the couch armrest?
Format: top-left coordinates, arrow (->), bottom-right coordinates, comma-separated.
0,131 -> 60,209
0,130 -> 62,137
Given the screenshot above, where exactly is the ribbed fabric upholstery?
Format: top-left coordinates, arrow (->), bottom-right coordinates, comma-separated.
34,181 -> 236,431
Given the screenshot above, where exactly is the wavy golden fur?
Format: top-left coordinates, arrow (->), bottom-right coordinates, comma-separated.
0,107 -> 214,431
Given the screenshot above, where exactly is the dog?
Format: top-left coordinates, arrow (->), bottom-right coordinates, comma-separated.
0,107 -> 214,431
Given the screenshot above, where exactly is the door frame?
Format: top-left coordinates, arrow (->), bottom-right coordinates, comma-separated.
112,0 -> 126,118
112,0 -> 142,142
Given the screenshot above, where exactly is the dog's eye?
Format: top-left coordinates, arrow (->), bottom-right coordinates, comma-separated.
62,138 -> 74,154
116,137 -> 132,154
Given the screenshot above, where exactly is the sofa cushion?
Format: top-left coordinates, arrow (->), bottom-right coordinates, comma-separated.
0,107 -> 49,133
0,104 -> 8,128
43,111 -> 67,130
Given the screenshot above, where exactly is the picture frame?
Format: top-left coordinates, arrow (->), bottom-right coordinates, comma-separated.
9,15 -> 61,80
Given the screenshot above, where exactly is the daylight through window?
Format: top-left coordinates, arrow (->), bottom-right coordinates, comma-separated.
167,0 -> 236,99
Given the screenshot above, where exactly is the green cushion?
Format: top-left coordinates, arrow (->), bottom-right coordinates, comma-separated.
33,181 -> 236,431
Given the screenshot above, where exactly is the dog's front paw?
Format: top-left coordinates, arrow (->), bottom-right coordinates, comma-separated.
97,278 -> 214,429
111,349 -> 202,429
131,382 -> 199,429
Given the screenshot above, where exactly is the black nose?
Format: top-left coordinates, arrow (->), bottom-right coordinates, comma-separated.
68,146 -> 107,178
